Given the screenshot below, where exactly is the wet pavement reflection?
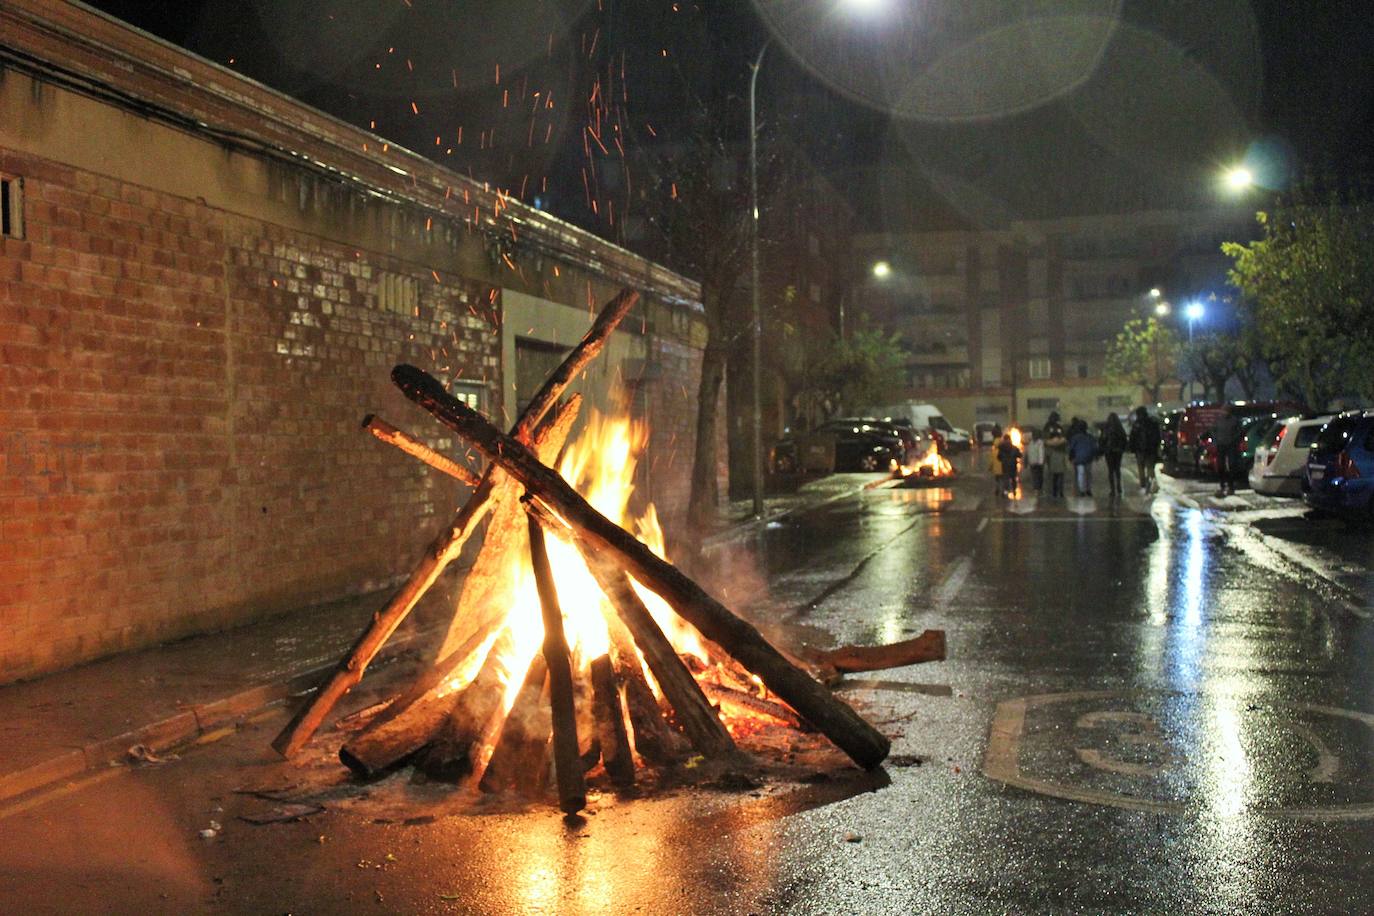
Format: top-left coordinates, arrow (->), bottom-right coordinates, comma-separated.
4,455 -> 1374,913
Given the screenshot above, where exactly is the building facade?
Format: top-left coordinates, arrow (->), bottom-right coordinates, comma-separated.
0,0 -> 712,684
853,207 -> 1257,430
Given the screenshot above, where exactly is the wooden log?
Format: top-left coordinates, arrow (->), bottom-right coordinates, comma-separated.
589,654 -> 636,787
272,285 -> 636,759
338,690 -> 459,780
812,630 -> 946,674
699,681 -> 805,730
562,524 -> 735,759
478,655 -> 550,794
603,610 -> 683,765
344,397 -> 581,739
416,629 -> 521,783
362,414 -> 481,487
526,514 -> 586,814
392,365 -> 891,770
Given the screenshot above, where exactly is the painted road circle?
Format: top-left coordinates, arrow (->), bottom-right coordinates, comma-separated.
984,691 -> 1374,821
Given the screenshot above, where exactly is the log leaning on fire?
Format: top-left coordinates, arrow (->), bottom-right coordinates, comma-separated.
527,513 -> 587,814
393,364 -> 892,770
563,525 -> 738,759
271,288 -> 636,759
811,630 -> 946,675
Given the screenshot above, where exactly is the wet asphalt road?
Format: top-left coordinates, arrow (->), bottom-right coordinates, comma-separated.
4,456 -> 1374,914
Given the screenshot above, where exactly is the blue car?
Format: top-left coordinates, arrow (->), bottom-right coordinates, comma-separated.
1304,410 -> 1374,518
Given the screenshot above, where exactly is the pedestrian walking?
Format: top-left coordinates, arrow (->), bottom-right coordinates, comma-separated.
1128,406 -> 1161,493
1208,406 -> 1244,496
1068,419 -> 1098,497
997,433 -> 1022,497
1026,428 -> 1046,493
1043,412 -> 1068,498
1099,412 -> 1128,499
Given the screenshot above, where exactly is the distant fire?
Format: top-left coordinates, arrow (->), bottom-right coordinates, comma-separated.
895,441 -> 955,480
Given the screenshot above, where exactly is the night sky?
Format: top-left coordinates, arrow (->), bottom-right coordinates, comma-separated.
82,0 -> 1374,238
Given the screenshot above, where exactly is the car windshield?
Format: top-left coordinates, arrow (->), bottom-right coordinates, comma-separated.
930,416 -> 954,432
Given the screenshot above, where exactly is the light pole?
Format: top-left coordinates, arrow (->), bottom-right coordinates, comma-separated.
748,39 -> 770,517
1184,300 -> 1204,401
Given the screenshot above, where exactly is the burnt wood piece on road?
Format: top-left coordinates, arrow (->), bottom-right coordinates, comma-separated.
813,630 -> 947,674
393,363 -> 892,770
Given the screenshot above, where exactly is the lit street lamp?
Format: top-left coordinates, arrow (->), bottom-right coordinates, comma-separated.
1223,165 -> 1254,194
871,260 -> 891,279
1154,301 -> 1171,317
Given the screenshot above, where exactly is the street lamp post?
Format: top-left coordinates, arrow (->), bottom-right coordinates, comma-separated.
748,40 -> 770,518
1184,300 -> 1204,401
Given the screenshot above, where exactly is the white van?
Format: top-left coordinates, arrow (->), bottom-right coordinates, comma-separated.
866,402 -> 971,451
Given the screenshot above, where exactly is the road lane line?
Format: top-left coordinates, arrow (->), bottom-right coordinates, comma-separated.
935,556 -> 972,608
976,518 -> 989,533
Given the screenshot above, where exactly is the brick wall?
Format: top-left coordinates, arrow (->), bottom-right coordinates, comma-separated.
0,148 -> 502,682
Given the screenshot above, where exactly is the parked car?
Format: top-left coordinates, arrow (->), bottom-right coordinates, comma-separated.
1250,414 -> 1332,496
1305,410 -> 1374,518
974,422 -> 1001,447
1197,412 -> 1282,478
770,419 -> 904,474
1174,400 -> 1305,475
866,402 -> 971,452
1160,409 -> 1183,467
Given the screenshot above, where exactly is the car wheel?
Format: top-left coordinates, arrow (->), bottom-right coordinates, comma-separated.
858,453 -> 881,472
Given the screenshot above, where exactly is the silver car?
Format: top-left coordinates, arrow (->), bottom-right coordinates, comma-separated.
1250,415 -> 1333,496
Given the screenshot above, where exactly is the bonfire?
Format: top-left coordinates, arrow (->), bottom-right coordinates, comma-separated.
271,289 -> 943,815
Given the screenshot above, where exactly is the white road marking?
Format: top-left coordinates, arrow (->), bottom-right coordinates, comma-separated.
976,518 -> 989,534
934,556 -> 972,608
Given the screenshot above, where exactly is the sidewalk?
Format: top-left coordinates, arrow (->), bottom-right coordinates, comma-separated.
0,475 -> 865,807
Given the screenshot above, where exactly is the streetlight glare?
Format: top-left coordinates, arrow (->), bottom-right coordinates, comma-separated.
872,260 -> 891,279
1154,302 -> 1171,317
1224,166 -> 1254,192
1185,301 -> 1205,321
1148,287 -> 1161,299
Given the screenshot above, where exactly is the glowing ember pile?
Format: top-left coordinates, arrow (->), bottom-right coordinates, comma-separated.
895,441 -> 955,480
272,289 -> 890,816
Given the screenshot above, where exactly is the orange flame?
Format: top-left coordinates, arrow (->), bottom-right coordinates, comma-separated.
898,441 -> 953,478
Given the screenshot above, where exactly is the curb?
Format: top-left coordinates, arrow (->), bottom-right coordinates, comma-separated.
0,623 -> 442,808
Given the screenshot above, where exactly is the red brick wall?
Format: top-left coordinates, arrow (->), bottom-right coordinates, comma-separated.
0,148 -> 502,682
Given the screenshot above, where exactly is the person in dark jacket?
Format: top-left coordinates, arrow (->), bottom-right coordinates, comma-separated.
1099,412 -> 1129,499
1209,406 -> 1244,496
996,433 -> 1022,497
1043,412 -> 1068,498
1068,419 -> 1097,496
1128,406 -> 1161,493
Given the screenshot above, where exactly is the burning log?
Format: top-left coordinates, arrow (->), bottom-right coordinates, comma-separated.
699,682 -> 805,731
603,611 -> 685,765
273,287 -> 637,759
338,398 -> 581,742
337,689 -> 459,780
526,513 -> 586,815
812,630 -> 946,674
362,414 -> 481,488
589,654 -> 636,787
479,656 -> 551,795
395,364 -> 891,770
416,629 -> 520,783
562,524 -> 736,760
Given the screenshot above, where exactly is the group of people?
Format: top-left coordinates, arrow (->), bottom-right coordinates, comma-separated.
989,406 -> 1163,500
